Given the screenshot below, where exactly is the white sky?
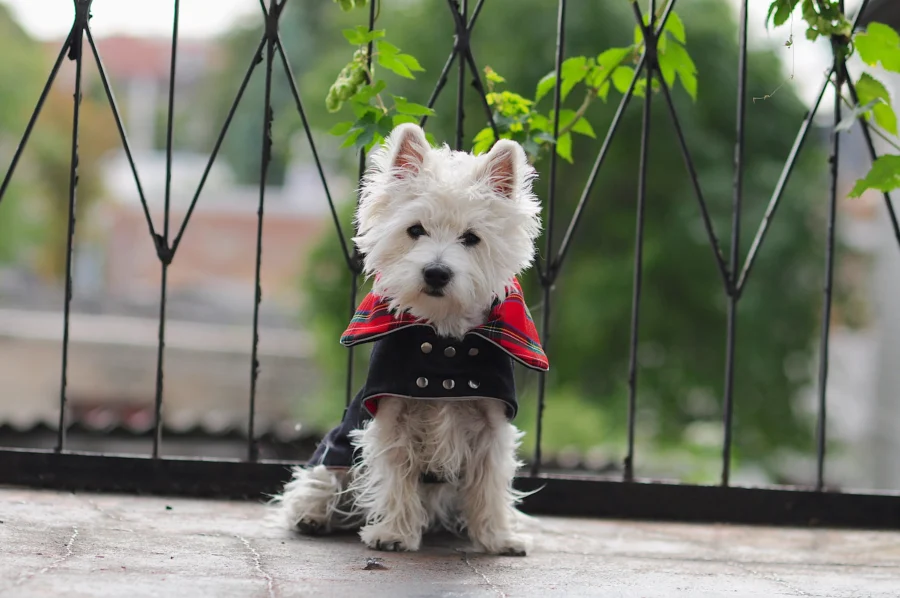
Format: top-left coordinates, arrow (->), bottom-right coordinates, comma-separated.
1,0 -> 259,39
0,0 -> 871,106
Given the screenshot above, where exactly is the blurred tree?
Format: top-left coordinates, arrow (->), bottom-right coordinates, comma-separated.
28,83 -> 118,280
0,7 -> 118,279
0,4 -> 45,263
211,0 -> 830,477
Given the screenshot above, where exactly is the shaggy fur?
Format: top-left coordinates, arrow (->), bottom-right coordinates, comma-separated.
272,123 -> 542,555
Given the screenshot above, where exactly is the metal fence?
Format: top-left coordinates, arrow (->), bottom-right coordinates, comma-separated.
2,0 -> 900,529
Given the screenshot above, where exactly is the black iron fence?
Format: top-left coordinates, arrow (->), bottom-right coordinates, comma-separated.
2,0 -> 900,529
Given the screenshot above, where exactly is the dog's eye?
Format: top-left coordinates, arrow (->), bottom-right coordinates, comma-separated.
407,224 -> 427,239
460,231 -> 481,247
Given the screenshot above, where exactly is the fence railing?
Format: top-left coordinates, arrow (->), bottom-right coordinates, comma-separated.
2,0 -> 900,529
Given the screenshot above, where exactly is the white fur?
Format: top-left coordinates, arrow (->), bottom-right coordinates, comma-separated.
272,124 -> 542,555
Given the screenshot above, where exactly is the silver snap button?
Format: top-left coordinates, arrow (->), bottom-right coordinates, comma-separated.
421,342 -> 433,354
416,377 -> 429,388
444,346 -> 456,357
468,380 -> 480,389
468,348 -> 479,357
442,379 -> 455,390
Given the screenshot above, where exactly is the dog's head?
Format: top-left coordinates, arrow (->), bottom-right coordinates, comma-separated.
353,123 -> 542,337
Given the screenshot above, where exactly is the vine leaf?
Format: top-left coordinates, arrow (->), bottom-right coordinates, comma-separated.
854,73 -> 897,135
556,132 -> 573,163
766,0 -> 799,29
664,12 -> 686,44
659,38 -> 697,100
535,73 -> 557,103
849,155 -> 900,198
376,40 -> 423,79
392,96 -> 435,116
835,99 -> 883,133
855,23 -> 900,73
343,26 -> 384,45
560,56 -> 590,101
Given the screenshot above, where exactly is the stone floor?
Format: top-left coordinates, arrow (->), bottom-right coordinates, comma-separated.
1,487 -> 898,597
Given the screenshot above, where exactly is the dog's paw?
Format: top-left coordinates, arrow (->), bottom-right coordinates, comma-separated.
294,518 -> 325,536
372,539 -> 408,552
360,524 -> 419,552
476,533 -> 530,557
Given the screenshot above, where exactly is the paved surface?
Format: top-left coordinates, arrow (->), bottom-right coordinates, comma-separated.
1,487 -> 898,597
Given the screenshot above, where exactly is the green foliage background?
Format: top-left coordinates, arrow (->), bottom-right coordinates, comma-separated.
205,0 -> 833,480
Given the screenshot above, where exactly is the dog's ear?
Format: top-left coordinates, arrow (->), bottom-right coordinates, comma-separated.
480,139 -> 527,199
388,123 -> 429,179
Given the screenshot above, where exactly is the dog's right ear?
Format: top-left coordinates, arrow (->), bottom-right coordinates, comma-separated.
388,124 -> 429,179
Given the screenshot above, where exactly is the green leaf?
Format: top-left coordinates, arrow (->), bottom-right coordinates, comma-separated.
658,52 -> 677,88
342,26 -> 385,45
364,134 -> 383,153
550,109 -> 595,138
472,127 -> 495,155
535,72 -> 557,103
392,96 -> 435,116
329,121 -> 354,136
393,114 -> 419,126
556,132 -> 573,163
849,155 -> 900,198
596,46 -> 633,73
664,42 -> 698,101
835,99 -> 884,133
530,113 -> 550,132
351,79 -> 387,104
560,56 -> 589,101
378,52 -> 415,79
397,53 -> 425,73
855,73 -> 897,135
597,80 -> 610,102
611,66 -> 635,94
485,67 -> 506,84
425,132 -> 437,147
767,0 -> 797,28
569,117 -> 596,138
855,23 -> 900,73
375,116 -> 393,140
341,127 -> 364,148
680,71 -> 698,101
350,101 -> 378,119
376,40 -> 400,56
664,12 -> 686,44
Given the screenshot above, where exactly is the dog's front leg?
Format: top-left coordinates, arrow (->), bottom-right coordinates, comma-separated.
461,401 -> 531,556
351,397 -> 428,552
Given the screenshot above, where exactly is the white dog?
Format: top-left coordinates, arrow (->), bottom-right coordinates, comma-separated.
273,123 -> 548,556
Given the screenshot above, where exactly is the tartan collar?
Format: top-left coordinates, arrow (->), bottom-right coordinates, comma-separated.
340,278 -> 549,371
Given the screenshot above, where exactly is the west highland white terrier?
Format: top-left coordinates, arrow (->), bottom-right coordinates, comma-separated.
272,123 -> 548,556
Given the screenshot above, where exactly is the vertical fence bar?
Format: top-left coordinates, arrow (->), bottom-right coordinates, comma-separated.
623,0 -> 655,482
816,33 -> 844,492
346,0 -> 378,407
152,0 -> 180,458
532,0 -> 566,476
720,0 -> 748,487
247,0 -> 281,462
454,0 -> 467,151
57,2 -> 91,452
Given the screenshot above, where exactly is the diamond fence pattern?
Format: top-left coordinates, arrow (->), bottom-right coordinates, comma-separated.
2,0 -> 900,527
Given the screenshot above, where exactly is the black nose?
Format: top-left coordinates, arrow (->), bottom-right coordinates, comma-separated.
423,264 -> 453,289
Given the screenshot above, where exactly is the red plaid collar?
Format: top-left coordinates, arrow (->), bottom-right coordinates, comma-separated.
340,278 -> 548,371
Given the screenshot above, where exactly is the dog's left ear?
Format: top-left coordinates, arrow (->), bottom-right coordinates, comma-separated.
479,139 -> 527,200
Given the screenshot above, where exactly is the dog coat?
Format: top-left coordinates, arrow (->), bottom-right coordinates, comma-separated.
307,278 -> 549,471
